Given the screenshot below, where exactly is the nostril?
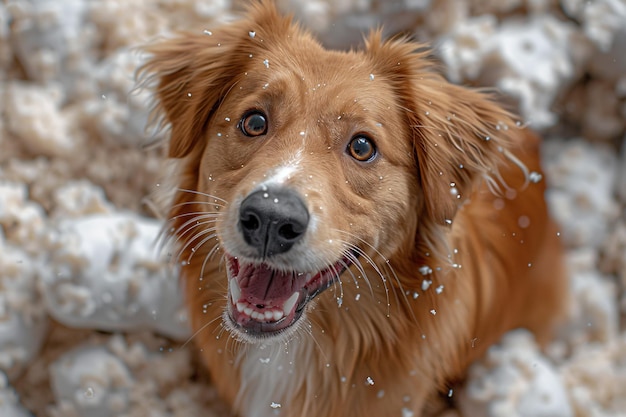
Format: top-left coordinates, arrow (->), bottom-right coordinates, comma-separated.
241,212 -> 260,231
278,223 -> 301,241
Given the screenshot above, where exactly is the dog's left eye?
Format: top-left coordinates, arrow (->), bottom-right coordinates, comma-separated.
347,135 -> 377,162
239,111 -> 268,137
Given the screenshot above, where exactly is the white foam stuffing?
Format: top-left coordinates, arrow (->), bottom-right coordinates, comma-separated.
1,0 -> 625,416
439,15 -> 579,128
0,370 -> 31,417
40,213 -> 188,341
459,330 -> 573,417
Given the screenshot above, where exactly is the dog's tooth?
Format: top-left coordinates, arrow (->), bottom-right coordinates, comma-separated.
230,279 -> 241,303
252,311 -> 263,321
264,310 -> 274,321
236,302 -> 246,313
244,306 -> 253,316
282,292 -> 299,315
272,310 -> 284,321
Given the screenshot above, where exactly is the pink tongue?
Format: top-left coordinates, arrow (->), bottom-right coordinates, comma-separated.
237,263 -> 308,306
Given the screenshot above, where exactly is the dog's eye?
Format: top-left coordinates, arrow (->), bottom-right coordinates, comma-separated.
347,135 -> 377,162
239,111 -> 268,137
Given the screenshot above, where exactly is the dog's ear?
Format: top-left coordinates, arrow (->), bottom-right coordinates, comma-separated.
138,1 -> 295,158
366,33 -> 522,227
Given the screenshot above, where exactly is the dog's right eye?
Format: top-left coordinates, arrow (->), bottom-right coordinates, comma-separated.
239,111 -> 268,137
347,135 -> 377,162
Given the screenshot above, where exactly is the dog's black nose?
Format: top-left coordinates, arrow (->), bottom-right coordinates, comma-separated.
238,187 -> 309,257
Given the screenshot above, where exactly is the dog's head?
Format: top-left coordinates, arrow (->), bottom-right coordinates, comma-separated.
141,1 -> 519,343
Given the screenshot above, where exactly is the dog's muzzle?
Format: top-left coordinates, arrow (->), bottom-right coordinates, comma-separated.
223,185 -> 354,340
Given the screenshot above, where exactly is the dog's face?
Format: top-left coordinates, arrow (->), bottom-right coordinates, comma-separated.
199,49 -> 420,340
142,2 -> 517,344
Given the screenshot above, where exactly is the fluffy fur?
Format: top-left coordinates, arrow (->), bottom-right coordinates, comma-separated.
140,2 -> 567,416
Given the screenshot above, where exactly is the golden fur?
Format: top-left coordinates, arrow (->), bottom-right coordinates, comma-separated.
140,2 -> 567,416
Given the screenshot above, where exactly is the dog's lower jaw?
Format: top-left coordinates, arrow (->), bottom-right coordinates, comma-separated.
222,307 -> 307,345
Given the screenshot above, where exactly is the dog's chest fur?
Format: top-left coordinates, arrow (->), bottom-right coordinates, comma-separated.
236,340 -> 309,417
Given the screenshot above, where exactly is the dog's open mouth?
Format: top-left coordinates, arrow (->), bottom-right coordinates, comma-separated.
225,253 -> 354,338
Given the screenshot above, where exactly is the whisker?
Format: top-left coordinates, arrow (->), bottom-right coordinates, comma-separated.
335,230 -> 419,323
200,243 -> 224,281
340,245 -> 375,300
169,200 -> 227,211
182,228 -> 218,262
180,312 -> 223,350
176,226 -> 218,262
187,232 -> 220,263
176,188 -> 229,204
157,210 -> 220,255
168,210 -> 223,221
328,262 -> 344,306
173,214 -> 219,240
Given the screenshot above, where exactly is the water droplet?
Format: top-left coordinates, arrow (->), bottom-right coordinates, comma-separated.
203,30 -> 213,36
436,285 -> 444,294
518,215 -> 530,228
422,280 -> 432,290
402,408 -> 415,417
418,266 -> 432,275
249,31 -> 256,38
299,131 -> 306,136
84,387 -> 95,398
377,390 -> 385,398
430,309 -> 437,315
336,297 -> 343,307
270,402 -> 281,409
273,198 -> 279,203
366,376 -> 375,385
369,73 -> 375,81
225,117 -> 231,122
259,357 -> 270,363
444,219 -> 452,225
355,294 -> 361,301
263,193 -> 269,198
263,59 -> 270,68
448,388 -> 454,397
412,292 -> 419,299
529,171 -> 543,183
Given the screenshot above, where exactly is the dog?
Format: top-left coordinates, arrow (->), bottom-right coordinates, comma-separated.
140,2 -> 567,416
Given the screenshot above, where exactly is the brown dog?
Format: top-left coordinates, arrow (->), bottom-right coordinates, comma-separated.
140,2 -> 567,416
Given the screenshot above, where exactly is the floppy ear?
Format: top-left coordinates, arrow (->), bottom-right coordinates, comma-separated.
138,0 -> 295,158
366,33 -> 523,227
